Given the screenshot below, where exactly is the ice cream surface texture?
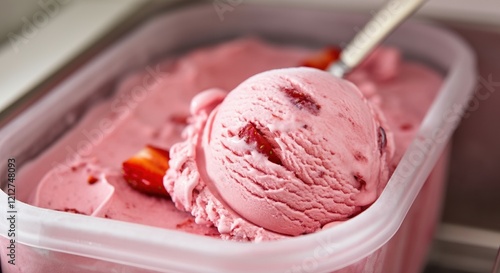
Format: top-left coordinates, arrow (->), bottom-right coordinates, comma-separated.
166,67 -> 395,238
19,38 -> 442,242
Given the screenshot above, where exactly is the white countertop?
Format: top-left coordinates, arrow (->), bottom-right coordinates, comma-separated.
248,0 -> 500,26
0,0 -> 147,113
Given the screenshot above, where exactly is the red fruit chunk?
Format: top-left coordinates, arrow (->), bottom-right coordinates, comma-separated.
283,87 -> 321,115
238,122 -> 282,165
169,114 -> 189,125
87,175 -> 98,185
122,145 -> 170,197
378,127 -> 387,154
58,208 -> 87,215
300,47 -> 341,70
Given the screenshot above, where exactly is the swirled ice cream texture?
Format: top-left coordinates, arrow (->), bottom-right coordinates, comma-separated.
23,38 -> 442,242
164,42 -> 442,241
212,68 -> 395,234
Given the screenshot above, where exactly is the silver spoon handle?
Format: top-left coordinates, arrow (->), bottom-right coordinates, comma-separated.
328,0 -> 428,77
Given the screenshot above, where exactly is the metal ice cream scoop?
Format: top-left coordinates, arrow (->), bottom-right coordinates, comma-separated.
328,0 -> 428,78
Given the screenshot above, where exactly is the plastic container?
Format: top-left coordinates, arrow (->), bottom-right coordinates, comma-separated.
0,4 -> 476,273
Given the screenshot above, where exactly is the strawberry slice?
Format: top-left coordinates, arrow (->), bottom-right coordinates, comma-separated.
301,47 -> 341,70
238,122 -> 282,165
122,145 -> 170,197
87,175 -> 98,185
283,87 -> 321,115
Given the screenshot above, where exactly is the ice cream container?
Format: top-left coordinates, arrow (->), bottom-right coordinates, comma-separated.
0,3 -> 476,273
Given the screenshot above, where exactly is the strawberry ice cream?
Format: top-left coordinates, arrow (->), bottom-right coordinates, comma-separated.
21,38 -> 442,242
165,67 -> 395,238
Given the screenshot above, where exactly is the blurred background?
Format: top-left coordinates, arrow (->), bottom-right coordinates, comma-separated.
0,1 -> 499,273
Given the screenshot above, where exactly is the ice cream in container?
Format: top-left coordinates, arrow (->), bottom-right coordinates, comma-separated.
0,4 -> 476,273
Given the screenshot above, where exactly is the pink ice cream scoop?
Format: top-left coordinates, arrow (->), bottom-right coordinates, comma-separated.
199,67 -> 395,236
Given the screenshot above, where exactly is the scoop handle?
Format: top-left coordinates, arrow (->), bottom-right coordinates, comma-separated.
328,0 -> 428,77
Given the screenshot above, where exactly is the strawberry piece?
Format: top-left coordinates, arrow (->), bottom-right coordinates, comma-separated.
238,122 -> 282,165
378,127 -> 387,154
283,87 -> 321,115
58,208 -> 87,215
122,145 -> 170,197
300,47 -> 341,70
169,114 -> 189,125
87,175 -> 98,185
